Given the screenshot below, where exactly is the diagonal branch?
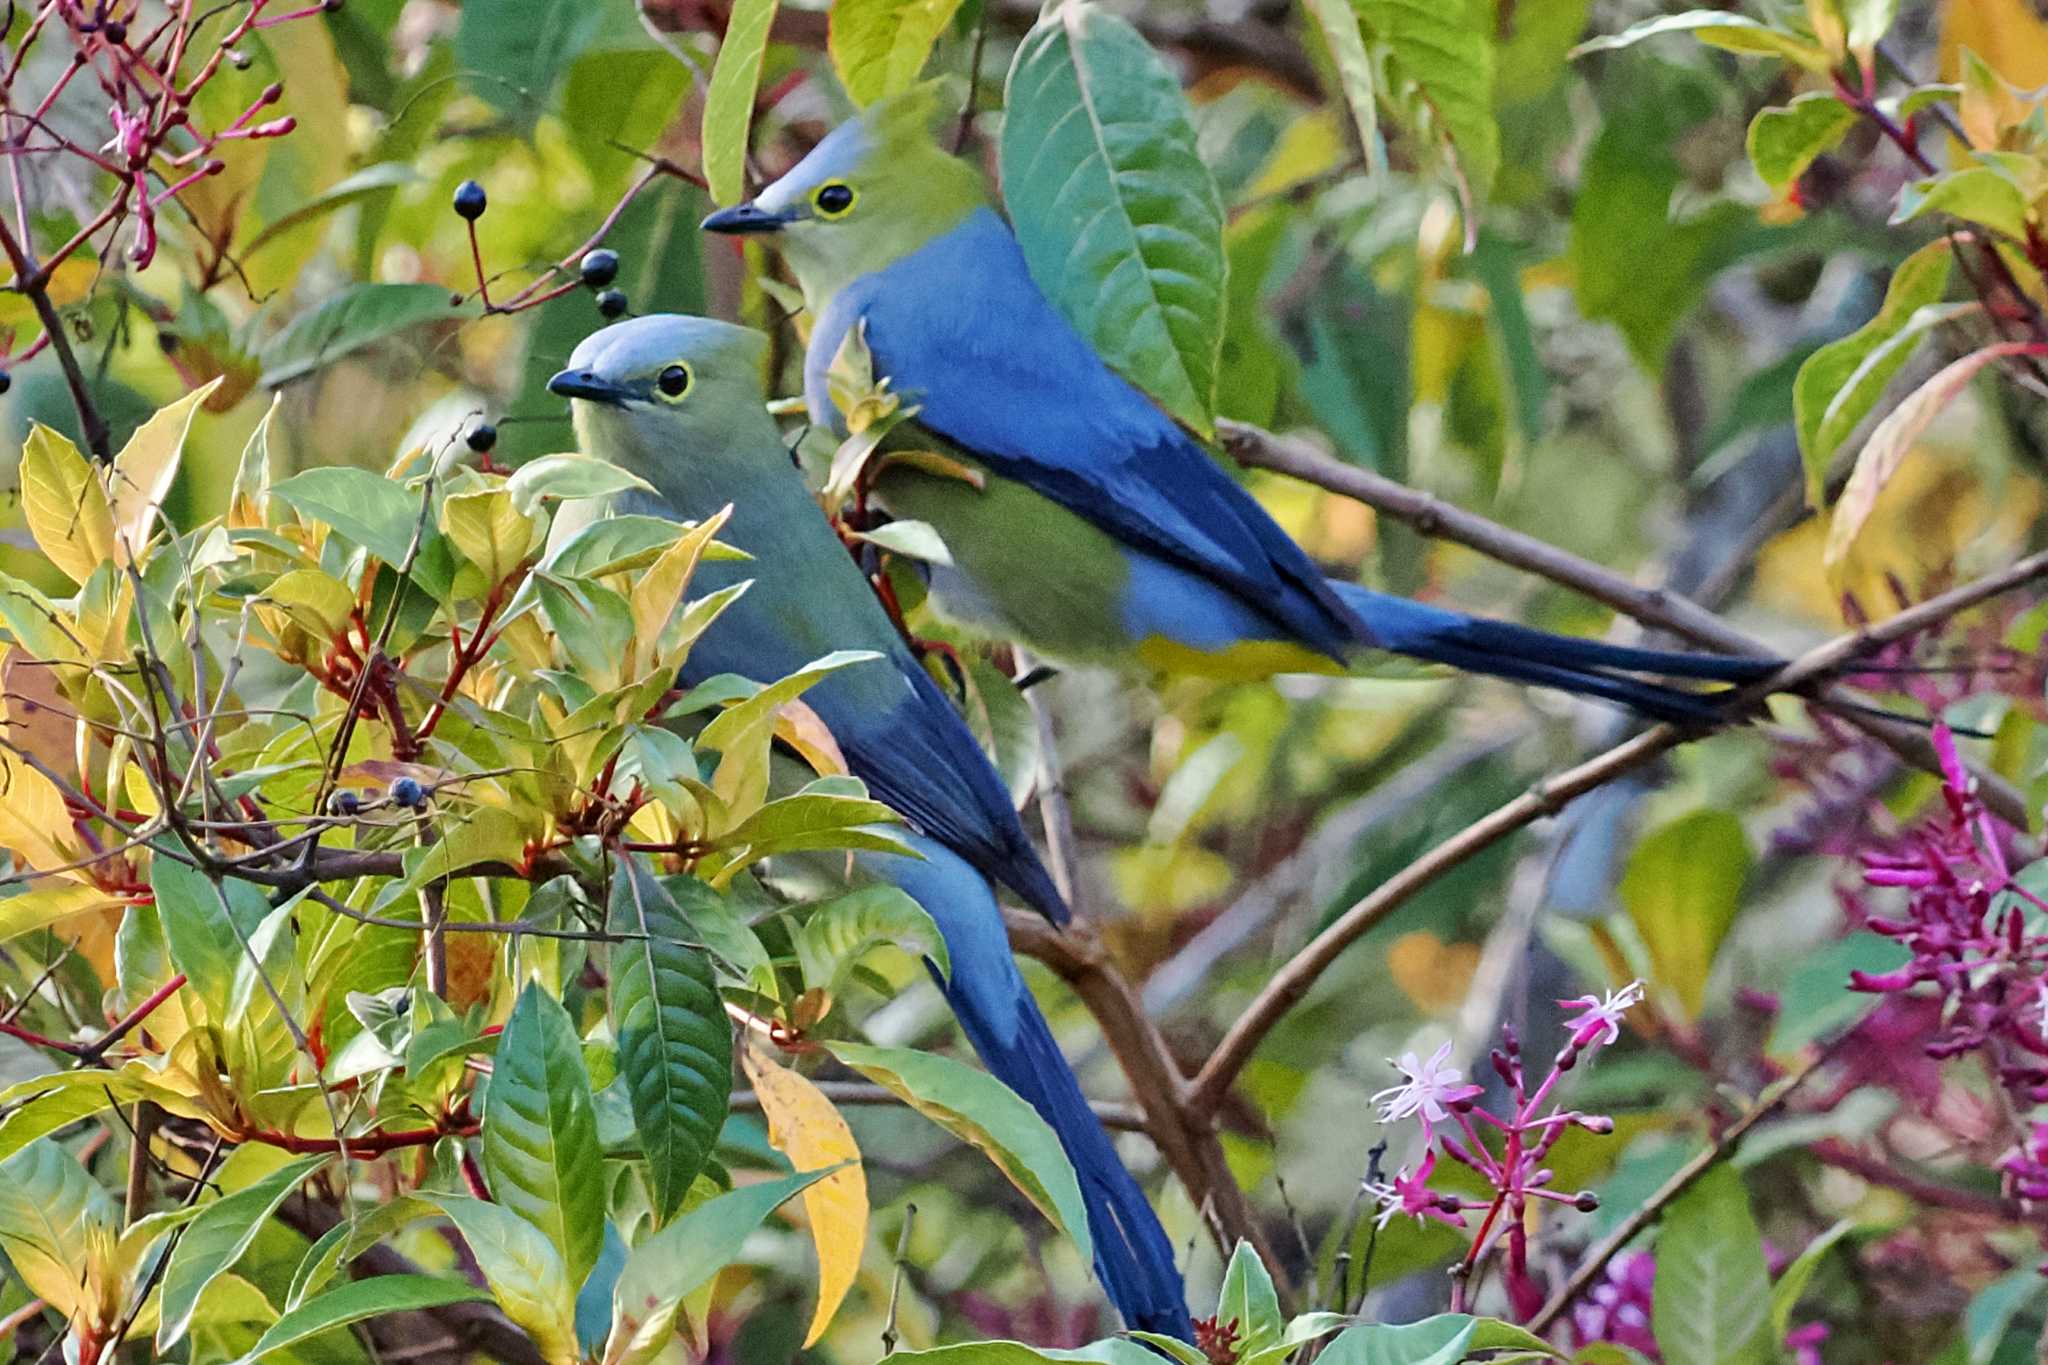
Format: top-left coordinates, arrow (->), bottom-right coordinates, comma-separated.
1217,419 -> 2037,828
1185,547 -> 2048,1116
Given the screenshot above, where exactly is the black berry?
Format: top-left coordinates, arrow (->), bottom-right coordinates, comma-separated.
327,790 -> 360,817
452,180 -> 487,221
103,20 -> 126,42
0,369 -> 12,396
467,422 -> 497,453
389,776 -> 425,808
595,288 -> 627,319
579,249 -> 619,289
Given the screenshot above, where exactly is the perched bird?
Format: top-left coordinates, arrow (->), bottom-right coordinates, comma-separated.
701,89 -> 1783,721
549,315 -> 1194,1341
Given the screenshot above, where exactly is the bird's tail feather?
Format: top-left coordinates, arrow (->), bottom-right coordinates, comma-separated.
937,958 -> 1196,1341
1329,582 -> 1779,722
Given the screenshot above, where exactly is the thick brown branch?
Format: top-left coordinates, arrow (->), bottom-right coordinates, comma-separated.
1217,420 -> 2038,828
1005,910 -> 1282,1276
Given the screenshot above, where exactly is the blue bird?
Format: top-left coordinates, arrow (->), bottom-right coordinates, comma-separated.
549,315 -> 1195,1341
700,89 -> 1784,721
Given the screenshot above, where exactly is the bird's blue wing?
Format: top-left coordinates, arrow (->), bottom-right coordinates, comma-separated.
827,209 -> 1363,661
679,555 -> 1067,924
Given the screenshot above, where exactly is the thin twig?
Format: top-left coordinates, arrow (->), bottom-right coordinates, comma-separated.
1217,419 -> 2038,827
1527,1051 -> 1830,1334
880,1203 -> 916,1355
1187,546 -> 2048,1115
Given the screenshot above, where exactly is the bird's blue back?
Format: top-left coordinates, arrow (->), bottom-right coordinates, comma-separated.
807,208 -> 1368,662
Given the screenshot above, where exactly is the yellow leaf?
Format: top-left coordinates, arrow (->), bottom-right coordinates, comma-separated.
1825,341 -> 2030,571
739,1043 -> 867,1346
631,508 -> 732,677
256,568 -> 357,642
1944,0 -> 2048,89
20,423 -> 114,587
1385,931 -> 1481,1014
108,379 -> 222,565
0,748 -> 81,874
442,488 -> 544,588
773,698 -> 849,778
0,882 -> 118,942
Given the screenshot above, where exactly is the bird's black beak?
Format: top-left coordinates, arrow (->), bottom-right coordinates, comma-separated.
701,201 -> 794,235
547,369 -> 625,405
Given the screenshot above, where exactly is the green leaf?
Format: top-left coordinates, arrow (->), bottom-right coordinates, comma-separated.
607,859 -> 733,1225
711,792 -> 912,873
272,466 -> 430,566
830,0 -> 966,105
1769,1219 -> 1855,1344
506,453 -> 656,511
456,0 -> 605,126
1892,166 -> 2030,240
1651,1165 -> 1773,1365
1217,1240 -> 1285,1353
797,885 -> 949,990
702,0 -> 781,205
149,851 -> 269,1023
1963,1268 -> 2047,1365
1618,809 -> 1751,1021
1792,238 -> 1955,502
602,1167 -> 835,1365
890,1345 -> 1159,1365
260,283 -> 476,388
158,1153 -> 331,1350
824,1042 -> 1091,1259
1356,0 -> 1499,207
1001,2 -> 1226,436
851,518 -> 953,565
242,162 -> 416,260
229,1275 -> 490,1365
1571,11 -> 1833,70
1766,933 -> 1909,1057
0,1140 -> 117,1320
434,1194 -> 581,1362
1316,1316 -> 1475,1365
483,981 -> 606,1284
1844,0 -> 1899,59
699,649 -> 882,816
1747,94 -> 1856,194
1301,0 -> 1380,177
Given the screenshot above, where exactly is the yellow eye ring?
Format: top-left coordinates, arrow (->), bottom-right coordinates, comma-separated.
813,182 -> 857,219
655,362 -> 693,403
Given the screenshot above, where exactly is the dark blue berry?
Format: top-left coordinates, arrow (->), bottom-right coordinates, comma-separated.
595,288 -> 628,319
452,180 -> 487,221
327,790 -> 360,817
389,776 -> 425,808
467,422 -> 497,453
579,249 -> 619,288
0,370 -> 12,396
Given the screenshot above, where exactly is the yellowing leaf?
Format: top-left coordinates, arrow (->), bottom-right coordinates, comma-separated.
108,379 -> 222,565
0,882 -> 119,942
443,488 -> 544,588
20,424 -> 115,587
1943,0 -> 2048,90
1825,341 -> 2034,570
739,1043 -> 866,1346
631,508 -> 732,677
257,569 -> 357,642
0,748 -> 81,875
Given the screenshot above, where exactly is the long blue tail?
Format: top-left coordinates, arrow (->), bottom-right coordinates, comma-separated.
1329,581 -> 1782,723
858,839 -> 1195,1341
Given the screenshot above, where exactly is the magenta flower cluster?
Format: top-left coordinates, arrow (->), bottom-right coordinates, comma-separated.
1845,723 -> 2048,1207
1367,983 -> 1640,1316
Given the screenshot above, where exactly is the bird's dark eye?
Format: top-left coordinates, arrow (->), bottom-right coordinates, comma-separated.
656,364 -> 691,399
815,182 -> 856,216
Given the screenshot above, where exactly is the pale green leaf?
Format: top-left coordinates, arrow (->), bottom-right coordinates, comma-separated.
1651,1165 -> 1773,1365
158,1153 -> 331,1350
702,0 -> 781,205
1619,810 -> 1750,1021
1746,94 -> 1856,194
830,0 -> 965,105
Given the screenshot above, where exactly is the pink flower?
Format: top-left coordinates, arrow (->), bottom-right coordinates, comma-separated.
1373,1041 -> 1481,1128
1560,980 -> 1646,1051
1365,1150 -> 1468,1231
